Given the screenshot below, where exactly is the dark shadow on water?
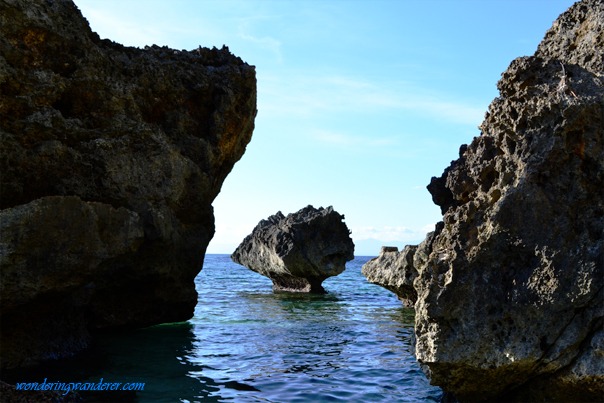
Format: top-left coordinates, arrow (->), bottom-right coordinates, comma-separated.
388,306 -> 416,327
240,290 -> 344,320
1,322 -> 234,402
271,290 -> 341,302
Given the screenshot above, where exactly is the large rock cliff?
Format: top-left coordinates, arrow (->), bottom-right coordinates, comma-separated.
232,206 -> 355,293
413,0 -> 603,401
0,0 -> 256,369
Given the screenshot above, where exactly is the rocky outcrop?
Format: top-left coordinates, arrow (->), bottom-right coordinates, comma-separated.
232,206 -> 354,293
413,0 -> 603,401
0,0 -> 256,369
361,246 -> 418,307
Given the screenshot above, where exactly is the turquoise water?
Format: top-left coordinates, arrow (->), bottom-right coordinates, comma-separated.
5,255 -> 442,402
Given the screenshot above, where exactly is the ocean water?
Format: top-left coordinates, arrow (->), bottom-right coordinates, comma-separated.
5,255 -> 442,402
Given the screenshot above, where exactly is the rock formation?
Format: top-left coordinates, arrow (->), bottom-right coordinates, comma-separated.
0,0 -> 256,369
232,205 -> 354,293
413,0 -> 603,401
361,246 -> 418,307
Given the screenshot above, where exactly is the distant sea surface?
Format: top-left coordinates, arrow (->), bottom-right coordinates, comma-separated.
7,255 -> 442,402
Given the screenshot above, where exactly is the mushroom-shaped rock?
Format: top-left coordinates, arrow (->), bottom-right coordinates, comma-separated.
361,245 -> 418,307
231,205 -> 354,293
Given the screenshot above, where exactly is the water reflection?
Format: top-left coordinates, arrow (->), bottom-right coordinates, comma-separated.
85,322 -> 220,402
2,322 -> 226,403
188,265 -> 436,403
189,288 -> 355,395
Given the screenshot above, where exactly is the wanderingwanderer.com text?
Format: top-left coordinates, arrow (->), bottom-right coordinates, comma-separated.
15,378 -> 145,396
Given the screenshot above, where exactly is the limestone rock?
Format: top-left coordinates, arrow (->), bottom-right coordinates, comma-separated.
413,0 -> 604,401
361,246 -> 418,307
0,0 -> 256,369
231,205 -> 354,293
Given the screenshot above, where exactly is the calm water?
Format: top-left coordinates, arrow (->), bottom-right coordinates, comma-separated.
5,255 -> 442,402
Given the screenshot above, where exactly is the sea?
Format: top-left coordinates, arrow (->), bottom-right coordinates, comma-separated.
6,255 -> 443,402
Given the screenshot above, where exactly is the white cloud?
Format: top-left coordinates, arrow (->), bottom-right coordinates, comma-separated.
236,15 -> 283,63
421,222 -> 439,234
353,225 -> 426,242
258,72 -> 484,126
311,130 -> 397,148
80,7 -> 169,47
411,99 -> 485,126
77,1 -> 246,51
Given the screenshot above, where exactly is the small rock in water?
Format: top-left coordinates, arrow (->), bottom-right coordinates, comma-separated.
361,245 -> 419,307
231,205 -> 355,293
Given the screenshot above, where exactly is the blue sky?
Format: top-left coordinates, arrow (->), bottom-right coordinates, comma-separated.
75,0 -> 576,256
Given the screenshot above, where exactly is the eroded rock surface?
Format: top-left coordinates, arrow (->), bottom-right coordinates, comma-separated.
361,246 -> 418,307
0,0 -> 256,369
413,0 -> 603,401
232,206 -> 354,293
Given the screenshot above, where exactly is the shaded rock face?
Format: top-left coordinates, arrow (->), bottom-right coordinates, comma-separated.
361,246 -> 418,307
413,0 -> 603,401
231,206 -> 354,293
0,0 -> 256,369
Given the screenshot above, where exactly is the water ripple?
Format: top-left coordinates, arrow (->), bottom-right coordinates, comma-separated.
186,255 -> 442,402
3,255 -> 442,402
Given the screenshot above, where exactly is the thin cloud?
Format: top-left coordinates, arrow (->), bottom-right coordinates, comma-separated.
239,32 -> 282,62
82,8 -> 168,47
421,223 -> 440,234
311,130 -> 397,148
407,98 -> 485,126
259,73 -> 484,126
236,15 -> 284,63
353,225 -> 426,242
